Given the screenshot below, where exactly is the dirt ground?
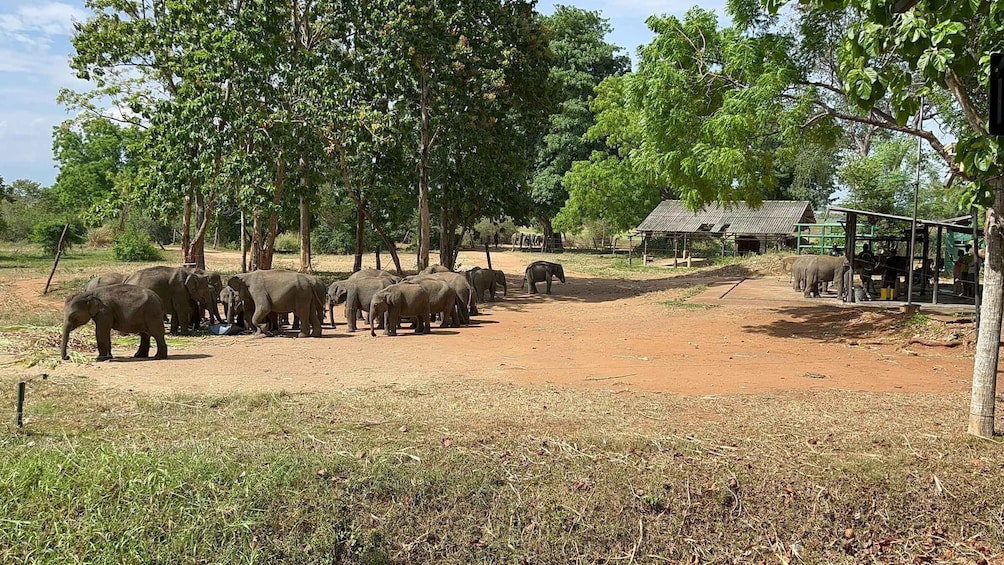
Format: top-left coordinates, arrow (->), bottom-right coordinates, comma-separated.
4,249 -> 974,396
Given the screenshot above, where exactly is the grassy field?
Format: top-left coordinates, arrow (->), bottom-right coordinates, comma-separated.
1,376 -> 1001,564
1,243 -> 1001,563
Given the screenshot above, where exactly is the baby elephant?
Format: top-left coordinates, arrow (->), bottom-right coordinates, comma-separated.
369,283 -> 431,336
61,284 -> 168,361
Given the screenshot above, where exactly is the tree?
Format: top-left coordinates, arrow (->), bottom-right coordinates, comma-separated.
559,8 -> 841,233
747,0 -> 1002,436
530,6 -> 629,239
50,117 -> 141,226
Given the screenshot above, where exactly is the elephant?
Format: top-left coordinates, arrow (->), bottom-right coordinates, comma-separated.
790,256 -> 814,291
421,264 -> 453,274
85,272 -> 126,291
328,275 -> 396,331
61,284 -> 168,361
350,268 -> 402,283
227,270 -> 324,337
182,267 -> 225,325
424,271 -> 476,322
466,267 -> 507,302
220,285 -> 245,327
403,275 -> 460,327
124,266 -> 212,335
801,255 -> 850,298
369,283 -> 431,336
522,261 -> 566,294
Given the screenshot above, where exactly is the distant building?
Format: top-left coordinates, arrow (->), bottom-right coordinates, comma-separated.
635,200 -> 815,255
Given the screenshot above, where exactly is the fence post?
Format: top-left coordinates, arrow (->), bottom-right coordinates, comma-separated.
15,381 -> 26,428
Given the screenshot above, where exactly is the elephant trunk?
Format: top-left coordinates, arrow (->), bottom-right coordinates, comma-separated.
501,278 -> 507,296
369,305 -> 379,336
60,324 -> 71,360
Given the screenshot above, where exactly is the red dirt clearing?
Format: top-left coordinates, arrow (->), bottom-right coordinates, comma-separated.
5,251 -> 973,396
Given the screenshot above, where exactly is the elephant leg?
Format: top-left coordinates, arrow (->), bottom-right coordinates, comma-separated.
175,302 -> 192,335
154,333 -> 168,359
346,304 -> 358,332
387,312 -> 399,336
135,333 -> 151,358
251,308 -> 275,336
309,307 -> 322,337
295,307 -> 311,338
95,323 -> 113,361
545,272 -> 553,294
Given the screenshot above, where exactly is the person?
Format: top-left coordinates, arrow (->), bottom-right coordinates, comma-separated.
855,243 -> 877,295
953,250 -> 967,296
880,248 -> 899,300
493,232 -> 499,249
912,258 -> 935,287
830,243 -> 841,256
857,243 -> 875,264
959,245 -> 975,297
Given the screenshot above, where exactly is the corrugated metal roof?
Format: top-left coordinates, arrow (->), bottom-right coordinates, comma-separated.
636,200 -> 816,235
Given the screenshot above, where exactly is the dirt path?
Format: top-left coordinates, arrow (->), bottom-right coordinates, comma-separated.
6,251 -> 972,396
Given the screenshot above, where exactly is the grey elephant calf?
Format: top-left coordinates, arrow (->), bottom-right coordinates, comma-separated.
61,284 -> 168,361
369,283 -> 431,336
85,272 -> 126,291
522,261 -> 566,294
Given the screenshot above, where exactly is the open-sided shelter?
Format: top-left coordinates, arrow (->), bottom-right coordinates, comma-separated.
635,200 -> 816,257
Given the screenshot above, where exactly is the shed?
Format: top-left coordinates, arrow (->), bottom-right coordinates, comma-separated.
635,200 -> 816,257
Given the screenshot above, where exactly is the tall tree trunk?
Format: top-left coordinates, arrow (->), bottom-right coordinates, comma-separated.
298,156 -> 312,273
182,189 -> 192,262
354,196 -> 365,272
299,195 -> 312,273
969,181 -> 1003,437
541,217 -> 555,252
187,189 -> 209,269
259,157 -> 286,271
333,144 -> 404,275
250,210 -> 263,272
439,179 -> 455,270
417,63 -> 432,272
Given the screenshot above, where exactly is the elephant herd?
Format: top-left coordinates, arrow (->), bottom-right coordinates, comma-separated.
60,260 -> 567,361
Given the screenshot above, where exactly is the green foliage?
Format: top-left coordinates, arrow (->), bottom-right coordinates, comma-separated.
559,7 -> 840,232
530,7 -> 630,229
112,231 -> 163,262
29,220 -> 86,256
50,117 -> 142,225
274,233 -> 300,254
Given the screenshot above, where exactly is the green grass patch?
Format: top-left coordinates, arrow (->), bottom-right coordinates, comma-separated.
1,379 -> 1000,563
661,284 -> 714,310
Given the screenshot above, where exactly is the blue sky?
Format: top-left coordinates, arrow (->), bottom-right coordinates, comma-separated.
0,0 -> 726,187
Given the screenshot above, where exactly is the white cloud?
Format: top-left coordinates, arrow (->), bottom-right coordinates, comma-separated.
0,2 -> 86,37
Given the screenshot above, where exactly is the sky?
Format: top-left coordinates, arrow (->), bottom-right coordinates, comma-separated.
0,0 -> 726,188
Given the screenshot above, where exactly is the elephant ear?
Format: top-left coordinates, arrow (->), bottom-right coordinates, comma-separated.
226,275 -> 246,291
86,295 -> 106,318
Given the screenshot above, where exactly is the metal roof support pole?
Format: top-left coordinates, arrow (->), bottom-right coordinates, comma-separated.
846,212 -> 857,303
920,223 -> 930,297
933,226 -> 942,305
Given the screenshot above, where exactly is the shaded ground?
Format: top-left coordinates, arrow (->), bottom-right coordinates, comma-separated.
2,248 -> 974,397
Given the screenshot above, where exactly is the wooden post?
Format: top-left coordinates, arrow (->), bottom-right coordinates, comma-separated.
43,224 -> 71,295
628,236 -> 634,266
15,381 -> 25,428
485,243 -> 492,270
673,236 -> 678,268
643,235 -> 649,264
375,244 -> 382,271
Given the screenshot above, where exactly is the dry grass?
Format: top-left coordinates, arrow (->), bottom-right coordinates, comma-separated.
2,376 -> 1002,563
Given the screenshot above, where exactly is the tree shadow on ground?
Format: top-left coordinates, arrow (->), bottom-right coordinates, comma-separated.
482,264 -> 756,310
740,305 -> 905,343
109,353 -> 213,362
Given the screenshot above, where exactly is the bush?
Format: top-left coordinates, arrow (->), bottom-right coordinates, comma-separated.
29,219 -> 86,255
113,231 -> 163,262
87,225 -> 117,248
274,232 -> 300,253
